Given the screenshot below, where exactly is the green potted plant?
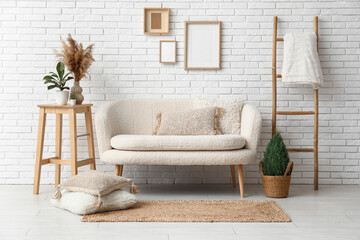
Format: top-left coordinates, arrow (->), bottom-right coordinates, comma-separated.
259,132 -> 293,198
69,92 -> 77,106
43,62 -> 74,105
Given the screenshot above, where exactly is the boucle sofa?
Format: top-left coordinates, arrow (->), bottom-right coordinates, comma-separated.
95,99 -> 262,197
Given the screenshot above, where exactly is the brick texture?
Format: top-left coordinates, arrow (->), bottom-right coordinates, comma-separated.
0,0 -> 359,185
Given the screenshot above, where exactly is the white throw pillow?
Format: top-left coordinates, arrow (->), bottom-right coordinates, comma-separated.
195,98 -> 244,134
51,189 -> 137,215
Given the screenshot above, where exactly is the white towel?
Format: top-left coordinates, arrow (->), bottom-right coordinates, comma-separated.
281,32 -> 323,88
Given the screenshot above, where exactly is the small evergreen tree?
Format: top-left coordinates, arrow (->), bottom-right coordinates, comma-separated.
262,132 -> 291,176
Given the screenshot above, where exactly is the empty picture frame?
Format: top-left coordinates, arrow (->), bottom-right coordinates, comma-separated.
160,40 -> 176,63
184,21 -> 221,70
144,8 -> 169,34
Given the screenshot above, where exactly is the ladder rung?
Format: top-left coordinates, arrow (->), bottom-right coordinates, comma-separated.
288,148 -> 314,152
77,133 -> 89,138
277,111 -> 315,115
277,38 -> 284,41
276,74 -> 282,78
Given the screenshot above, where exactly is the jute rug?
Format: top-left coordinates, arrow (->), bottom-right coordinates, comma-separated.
81,200 -> 291,222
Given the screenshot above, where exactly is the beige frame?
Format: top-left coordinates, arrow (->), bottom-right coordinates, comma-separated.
144,8 -> 169,34
184,21 -> 221,70
159,40 -> 176,63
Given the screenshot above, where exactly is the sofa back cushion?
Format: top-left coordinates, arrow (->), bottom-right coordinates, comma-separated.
106,99 -> 194,136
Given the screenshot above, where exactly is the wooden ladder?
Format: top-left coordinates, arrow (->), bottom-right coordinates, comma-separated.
272,16 -> 319,190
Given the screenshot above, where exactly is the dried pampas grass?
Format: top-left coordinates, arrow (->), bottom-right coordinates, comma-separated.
55,34 -> 94,82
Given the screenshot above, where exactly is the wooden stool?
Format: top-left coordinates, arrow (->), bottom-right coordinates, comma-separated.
33,104 -> 96,195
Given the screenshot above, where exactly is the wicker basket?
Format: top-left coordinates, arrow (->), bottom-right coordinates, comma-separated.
259,161 -> 293,198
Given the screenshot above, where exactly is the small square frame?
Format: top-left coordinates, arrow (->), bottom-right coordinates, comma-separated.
160,40 -> 177,63
144,8 -> 170,34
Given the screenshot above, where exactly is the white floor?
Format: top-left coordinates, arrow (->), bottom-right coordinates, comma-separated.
1,184 -> 360,240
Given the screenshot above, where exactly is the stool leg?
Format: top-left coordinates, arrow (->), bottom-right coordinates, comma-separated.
33,108 -> 46,195
55,113 -> 62,187
85,107 -> 96,170
69,109 -> 78,176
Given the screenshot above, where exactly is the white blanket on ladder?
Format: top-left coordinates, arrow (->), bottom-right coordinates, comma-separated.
281,32 -> 323,89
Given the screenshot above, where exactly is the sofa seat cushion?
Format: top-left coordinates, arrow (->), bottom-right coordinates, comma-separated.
110,134 -> 246,151
101,149 -> 256,166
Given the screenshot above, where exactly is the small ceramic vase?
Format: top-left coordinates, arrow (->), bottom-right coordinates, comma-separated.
71,82 -> 84,104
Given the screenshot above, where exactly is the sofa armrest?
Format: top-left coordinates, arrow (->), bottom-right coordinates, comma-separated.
240,103 -> 262,152
95,102 -> 114,157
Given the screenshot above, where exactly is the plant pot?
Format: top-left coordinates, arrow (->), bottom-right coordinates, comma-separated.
259,161 -> 293,198
71,82 -> 84,105
69,99 -> 76,106
55,90 -> 69,105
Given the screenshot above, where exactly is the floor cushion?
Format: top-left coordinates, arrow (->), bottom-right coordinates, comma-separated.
51,189 -> 137,215
52,170 -> 139,207
110,134 -> 246,151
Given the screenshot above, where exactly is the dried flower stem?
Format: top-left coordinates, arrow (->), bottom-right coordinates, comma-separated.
55,34 -> 94,82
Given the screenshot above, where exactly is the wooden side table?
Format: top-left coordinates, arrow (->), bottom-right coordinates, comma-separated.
33,104 -> 96,195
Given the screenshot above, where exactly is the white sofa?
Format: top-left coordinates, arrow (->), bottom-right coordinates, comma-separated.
95,99 -> 262,197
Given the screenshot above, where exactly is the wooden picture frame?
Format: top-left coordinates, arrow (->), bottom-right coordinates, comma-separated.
184,21 -> 221,70
160,40 -> 176,63
144,8 -> 169,34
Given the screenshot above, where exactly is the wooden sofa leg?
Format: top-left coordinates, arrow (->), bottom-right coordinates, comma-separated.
237,165 -> 245,198
115,165 -> 123,176
230,165 -> 236,188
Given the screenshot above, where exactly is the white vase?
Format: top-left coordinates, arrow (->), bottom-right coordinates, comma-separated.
55,90 -> 69,105
69,99 -> 76,106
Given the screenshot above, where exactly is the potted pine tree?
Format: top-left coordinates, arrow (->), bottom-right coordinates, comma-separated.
259,132 -> 293,198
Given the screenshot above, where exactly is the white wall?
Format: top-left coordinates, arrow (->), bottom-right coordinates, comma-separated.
1,0 -> 359,185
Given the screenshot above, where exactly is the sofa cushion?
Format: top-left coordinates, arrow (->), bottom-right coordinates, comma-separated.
195,98 -> 245,135
101,148 -> 255,166
153,107 -> 222,135
110,134 -> 246,151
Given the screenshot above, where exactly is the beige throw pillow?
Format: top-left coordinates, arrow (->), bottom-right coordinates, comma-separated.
153,107 -> 223,135
195,98 -> 244,134
52,170 -> 138,208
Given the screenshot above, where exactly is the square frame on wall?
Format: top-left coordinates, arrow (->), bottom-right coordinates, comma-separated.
160,40 -> 176,63
184,21 -> 221,70
144,8 -> 170,34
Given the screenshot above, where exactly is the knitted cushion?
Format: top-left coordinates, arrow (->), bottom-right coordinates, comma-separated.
195,98 -> 244,135
153,107 -> 223,135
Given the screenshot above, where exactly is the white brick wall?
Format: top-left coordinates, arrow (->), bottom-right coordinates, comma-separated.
1,0 -> 359,185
